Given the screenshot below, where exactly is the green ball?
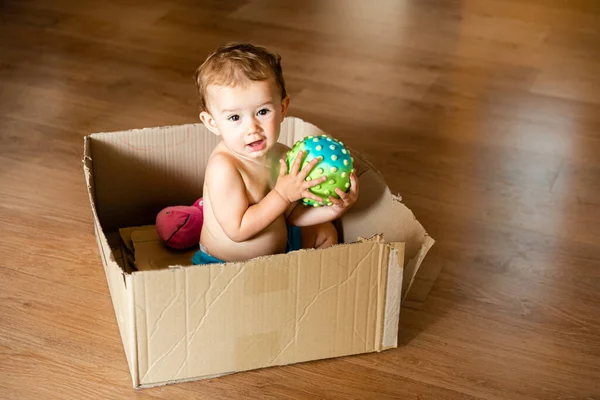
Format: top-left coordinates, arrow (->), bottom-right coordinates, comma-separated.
286,135 -> 355,207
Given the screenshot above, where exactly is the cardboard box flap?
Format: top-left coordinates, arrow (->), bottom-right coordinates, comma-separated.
277,118 -> 434,293
383,242 -> 404,349
83,136 -> 95,204
131,237 -> 398,385
340,164 -> 434,297
130,226 -> 197,271
83,138 -> 138,385
340,160 -> 424,257
90,124 -> 214,232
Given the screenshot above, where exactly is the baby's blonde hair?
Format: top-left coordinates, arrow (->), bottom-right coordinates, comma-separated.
194,43 -> 287,113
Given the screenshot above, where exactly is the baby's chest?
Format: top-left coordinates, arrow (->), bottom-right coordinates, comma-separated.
241,169 -> 276,205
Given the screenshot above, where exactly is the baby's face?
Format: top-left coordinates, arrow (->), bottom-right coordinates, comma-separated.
201,78 -> 289,160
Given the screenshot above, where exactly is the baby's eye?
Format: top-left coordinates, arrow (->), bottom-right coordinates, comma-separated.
228,115 -> 240,122
257,109 -> 270,116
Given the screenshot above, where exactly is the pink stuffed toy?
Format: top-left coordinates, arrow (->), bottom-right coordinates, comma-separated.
156,198 -> 204,250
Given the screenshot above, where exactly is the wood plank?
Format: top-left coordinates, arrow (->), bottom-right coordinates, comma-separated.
1,0 -> 600,398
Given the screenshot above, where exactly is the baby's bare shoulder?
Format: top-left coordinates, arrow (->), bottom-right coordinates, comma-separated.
273,142 -> 291,152
205,149 -> 241,180
208,144 -> 238,165
269,142 -> 291,160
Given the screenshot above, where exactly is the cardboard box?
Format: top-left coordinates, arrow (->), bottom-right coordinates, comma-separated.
118,225 -> 198,272
83,117 -> 435,389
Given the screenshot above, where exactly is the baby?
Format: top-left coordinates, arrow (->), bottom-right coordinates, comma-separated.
192,43 -> 359,264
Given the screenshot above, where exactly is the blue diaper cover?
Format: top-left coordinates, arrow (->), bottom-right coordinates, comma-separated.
192,225 -> 302,265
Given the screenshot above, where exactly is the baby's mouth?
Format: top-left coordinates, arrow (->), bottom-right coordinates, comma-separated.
247,139 -> 265,150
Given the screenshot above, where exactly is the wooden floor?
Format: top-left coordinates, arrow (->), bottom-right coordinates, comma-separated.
2,0 -> 600,398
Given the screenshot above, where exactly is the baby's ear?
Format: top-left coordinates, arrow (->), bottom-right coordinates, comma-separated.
200,111 -> 220,136
280,96 -> 290,117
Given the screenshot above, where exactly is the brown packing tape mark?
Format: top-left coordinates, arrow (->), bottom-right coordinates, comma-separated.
236,331 -> 283,370
243,258 -> 292,297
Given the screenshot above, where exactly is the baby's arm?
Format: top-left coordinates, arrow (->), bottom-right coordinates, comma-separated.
207,152 -> 325,242
287,172 -> 359,226
206,154 -> 286,242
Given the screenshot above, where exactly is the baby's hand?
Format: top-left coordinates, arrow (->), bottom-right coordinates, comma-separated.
327,172 -> 359,216
274,151 -> 327,203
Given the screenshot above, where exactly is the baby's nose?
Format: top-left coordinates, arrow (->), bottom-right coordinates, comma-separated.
246,117 -> 260,133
